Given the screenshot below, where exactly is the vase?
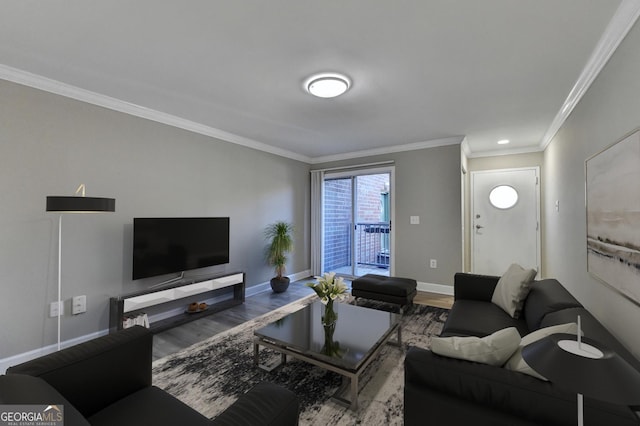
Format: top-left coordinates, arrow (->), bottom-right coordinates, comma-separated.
322,321 -> 341,356
322,299 -> 338,326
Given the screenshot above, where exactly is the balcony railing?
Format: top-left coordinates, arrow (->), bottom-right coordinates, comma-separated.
356,222 -> 390,269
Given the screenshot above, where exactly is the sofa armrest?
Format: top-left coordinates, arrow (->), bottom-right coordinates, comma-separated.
7,326 -> 152,418
0,374 -> 90,426
454,273 -> 500,301
405,346 -> 639,425
212,382 -> 299,426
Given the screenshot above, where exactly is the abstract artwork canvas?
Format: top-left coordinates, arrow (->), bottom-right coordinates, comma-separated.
586,129 -> 640,305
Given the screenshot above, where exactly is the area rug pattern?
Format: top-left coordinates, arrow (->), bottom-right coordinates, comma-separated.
152,296 -> 448,425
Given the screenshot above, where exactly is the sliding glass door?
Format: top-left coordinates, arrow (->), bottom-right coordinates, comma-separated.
322,169 -> 393,278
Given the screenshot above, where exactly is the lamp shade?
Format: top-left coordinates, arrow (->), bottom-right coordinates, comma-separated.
46,196 -> 115,213
522,333 -> 640,405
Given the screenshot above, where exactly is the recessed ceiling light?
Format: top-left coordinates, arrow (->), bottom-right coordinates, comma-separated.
497,139 -> 510,145
305,73 -> 351,98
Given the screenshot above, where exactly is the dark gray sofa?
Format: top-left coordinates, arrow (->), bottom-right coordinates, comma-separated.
0,326 -> 299,426
404,272 -> 640,426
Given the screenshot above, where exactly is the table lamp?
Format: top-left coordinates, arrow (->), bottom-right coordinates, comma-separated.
522,317 -> 640,426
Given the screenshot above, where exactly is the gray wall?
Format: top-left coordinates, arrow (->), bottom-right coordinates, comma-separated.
543,18 -> 640,357
315,144 -> 463,287
0,80 -> 310,358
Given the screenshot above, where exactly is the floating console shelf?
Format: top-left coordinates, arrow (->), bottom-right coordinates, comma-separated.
109,272 -> 245,333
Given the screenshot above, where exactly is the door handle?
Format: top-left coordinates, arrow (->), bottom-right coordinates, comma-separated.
475,225 -> 484,230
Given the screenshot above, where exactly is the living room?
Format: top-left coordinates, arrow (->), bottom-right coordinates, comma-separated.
2,1 -> 640,424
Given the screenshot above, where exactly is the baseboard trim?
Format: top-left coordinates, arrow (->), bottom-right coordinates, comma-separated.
0,329 -> 108,374
417,281 -> 454,296
246,270 -> 312,298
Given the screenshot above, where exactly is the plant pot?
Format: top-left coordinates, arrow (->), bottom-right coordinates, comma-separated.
270,276 -> 290,293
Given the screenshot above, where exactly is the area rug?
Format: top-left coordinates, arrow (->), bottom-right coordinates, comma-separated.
152,296 -> 448,425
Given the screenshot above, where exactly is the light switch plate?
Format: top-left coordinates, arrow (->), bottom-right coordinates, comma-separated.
72,295 -> 87,315
50,301 -> 64,318
410,216 -> 420,225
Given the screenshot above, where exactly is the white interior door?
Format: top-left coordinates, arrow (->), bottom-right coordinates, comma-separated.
471,168 -> 540,276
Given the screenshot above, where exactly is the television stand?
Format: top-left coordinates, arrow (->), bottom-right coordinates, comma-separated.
109,271 -> 245,333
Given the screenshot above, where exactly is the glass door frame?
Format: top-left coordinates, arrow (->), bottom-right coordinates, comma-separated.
322,166 -> 395,279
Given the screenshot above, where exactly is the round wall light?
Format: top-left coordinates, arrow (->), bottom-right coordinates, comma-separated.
305,73 -> 351,98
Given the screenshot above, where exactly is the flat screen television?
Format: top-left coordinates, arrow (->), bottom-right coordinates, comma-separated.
132,217 -> 230,280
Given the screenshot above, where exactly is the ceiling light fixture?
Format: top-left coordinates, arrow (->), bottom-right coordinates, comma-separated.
305,73 -> 351,98
497,139 -> 510,145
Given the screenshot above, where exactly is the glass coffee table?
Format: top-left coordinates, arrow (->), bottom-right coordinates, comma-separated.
253,300 -> 401,410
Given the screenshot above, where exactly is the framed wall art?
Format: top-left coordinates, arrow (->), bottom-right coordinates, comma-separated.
586,128 -> 640,305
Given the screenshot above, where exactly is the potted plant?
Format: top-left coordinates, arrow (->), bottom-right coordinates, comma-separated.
265,221 -> 294,293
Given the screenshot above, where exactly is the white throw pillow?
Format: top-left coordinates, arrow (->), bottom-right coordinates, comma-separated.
504,322 -> 579,380
431,327 -> 521,366
491,263 -> 537,318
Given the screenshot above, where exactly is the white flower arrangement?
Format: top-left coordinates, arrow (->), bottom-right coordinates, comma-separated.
306,272 -> 348,305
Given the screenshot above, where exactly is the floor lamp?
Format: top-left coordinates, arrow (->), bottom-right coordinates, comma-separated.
522,317 -> 640,426
46,184 -> 115,350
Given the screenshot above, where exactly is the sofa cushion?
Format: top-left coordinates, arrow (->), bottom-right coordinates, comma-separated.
88,386 -> 210,426
351,274 -> 417,297
442,300 -> 529,338
504,322 -> 578,380
522,279 -> 582,331
431,327 -> 521,366
491,263 -> 537,318
0,374 -> 90,426
212,382 -> 299,426
453,273 -> 500,302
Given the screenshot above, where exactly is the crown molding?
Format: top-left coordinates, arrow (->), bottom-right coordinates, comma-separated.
0,64 -> 464,165
466,145 -> 544,159
0,64 -> 312,163
460,137 -> 472,158
540,0 -> 640,150
310,136 -> 464,164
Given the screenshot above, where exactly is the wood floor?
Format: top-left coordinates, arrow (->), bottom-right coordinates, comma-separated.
152,280 -> 453,361
152,281 -> 315,360
414,291 -> 454,310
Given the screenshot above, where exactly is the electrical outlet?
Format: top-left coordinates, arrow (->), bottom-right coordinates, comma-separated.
430,259 -> 437,269
72,295 -> 87,315
49,301 -> 64,318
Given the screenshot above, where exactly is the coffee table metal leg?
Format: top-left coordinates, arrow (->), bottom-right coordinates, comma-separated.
254,339 -> 286,372
388,324 -> 403,347
331,374 -> 359,411
350,375 -> 359,411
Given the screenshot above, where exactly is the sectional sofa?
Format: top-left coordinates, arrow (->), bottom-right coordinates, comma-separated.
404,272 -> 640,426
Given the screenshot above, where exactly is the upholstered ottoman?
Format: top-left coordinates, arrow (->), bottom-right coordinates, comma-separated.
352,274 -> 417,314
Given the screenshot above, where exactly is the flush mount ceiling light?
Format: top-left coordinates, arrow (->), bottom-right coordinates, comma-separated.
305,73 -> 351,98
497,139 -> 510,145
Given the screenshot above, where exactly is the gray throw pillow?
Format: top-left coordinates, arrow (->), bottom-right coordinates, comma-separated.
491,263 -> 537,318
431,327 -> 521,366
504,322 -> 579,380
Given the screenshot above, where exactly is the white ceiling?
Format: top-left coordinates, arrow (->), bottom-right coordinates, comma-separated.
0,1 -> 634,163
